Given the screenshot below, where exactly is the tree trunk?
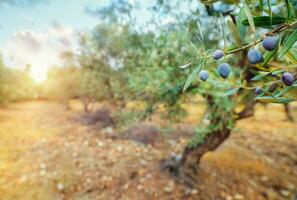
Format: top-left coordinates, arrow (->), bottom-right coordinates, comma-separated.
82,97 -> 90,113
284,103 -> 294,122
62,99 -> 71,110
160,122 -> 232,187
160,95 -> 234,187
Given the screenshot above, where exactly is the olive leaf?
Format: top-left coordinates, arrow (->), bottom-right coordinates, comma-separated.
183,59 -> 205,92
179,62 -> 192,69
262,48 -> 278,66
279,29 -> 297,57
189,21 -> 205,51
251,72 -> 270,81
236,7 -> 247,41
243,4 -> 255,33
227,17 -> 242,47
289,0 -> 297,9
255,96 -> 294,103
241,16 -> 287,27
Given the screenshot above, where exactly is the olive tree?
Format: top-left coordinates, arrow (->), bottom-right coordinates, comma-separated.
159,0 -> 297,186
84,0 -> 297,186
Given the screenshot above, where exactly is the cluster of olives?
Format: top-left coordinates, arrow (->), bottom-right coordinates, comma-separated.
198,49 -> 231,81
198,36 -> 295,92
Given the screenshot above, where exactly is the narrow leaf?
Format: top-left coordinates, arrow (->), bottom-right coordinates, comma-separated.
179,62 -> 192,69
243,4 -> 255,33
285,50 -> 297,64
183,60 -> 204,92
279,29 -> 297,57
262,48 -> 278,66
241,16 -> 287,27
251,72 -> 270,81
220,13 -> 227,49
274,86 -> 293,97
255,96 -> 294,103
227,17 -> 242,46
289,0 -> 297,9
223,88 -> 240,96
236,7 -> 247,41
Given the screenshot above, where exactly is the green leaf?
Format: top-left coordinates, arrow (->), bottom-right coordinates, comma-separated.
220,13 -> 227,49
289,0 -> 297,9
285,50 -> 297,64
189,20 -> 205,50
236,7 -> 247,41
279,29 -> 297,57
285,0 -> 293,18
241,16 -> 288,27
183,59 -> 204,92
255,96 -> 294,103
267,0 -> 272,26
227,17 -> 242,46
262,48 -> 278,66
251,72 -> 270,81
179,62 -> 192,69
243,4 -> 255,33
274,86 -> 293,97
271,69 -> 284,75
223,88 -> 240,96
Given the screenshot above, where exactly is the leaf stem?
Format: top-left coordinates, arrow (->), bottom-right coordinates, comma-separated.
225,20 -> 297,55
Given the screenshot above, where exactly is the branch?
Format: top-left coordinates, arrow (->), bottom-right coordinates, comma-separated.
225,20 -> 297,55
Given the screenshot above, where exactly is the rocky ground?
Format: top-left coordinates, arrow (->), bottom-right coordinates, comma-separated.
0,100 -> 296,200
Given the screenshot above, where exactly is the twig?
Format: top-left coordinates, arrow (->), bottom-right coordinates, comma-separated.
225,20 -> 297,55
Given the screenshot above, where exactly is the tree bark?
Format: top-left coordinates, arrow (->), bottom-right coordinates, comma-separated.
160,121 -> 231,187
284,103 -> 294,122
160,95 -> 234,187
81,97 -> 91,113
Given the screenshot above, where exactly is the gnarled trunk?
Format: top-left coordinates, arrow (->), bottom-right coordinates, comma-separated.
81,97 -> 91,113
160,95 -> 235,187
160,121 -> 232,187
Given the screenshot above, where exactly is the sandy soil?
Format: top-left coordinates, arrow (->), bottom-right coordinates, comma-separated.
0,100 -> 296,200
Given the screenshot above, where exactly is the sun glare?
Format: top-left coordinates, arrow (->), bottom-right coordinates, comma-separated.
29,66 -> 48,84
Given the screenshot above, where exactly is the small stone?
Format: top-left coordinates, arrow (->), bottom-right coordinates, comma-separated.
40,163 -> 46,169
260,176 -> 269,182
97,142 -> 104,147
287,183 -> 295,190
137,184 -> 143,191
164,186 -> 173,193
225,196 -> 233,200
57,183 -> 64,191
39,170 -> 46,176
18,174 -> 28,183
280,189 -> 290,197
84,140 -> 89,146
105,127 -> 113,134
86,178 -> 92,183
123,183 -> 129,190
140,159 -> 147,165
191,189 -> 198,195
139,178 -> 145,183
73,152 -> 78,158
234,194 -> 244,200
146,174 -> 152,179
116,146 -> 123,152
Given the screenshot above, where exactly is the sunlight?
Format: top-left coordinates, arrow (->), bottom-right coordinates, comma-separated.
29,66 -> 48,83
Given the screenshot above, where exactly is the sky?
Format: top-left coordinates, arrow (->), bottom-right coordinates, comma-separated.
0,0 -> 114,82
0,0 -> 191,83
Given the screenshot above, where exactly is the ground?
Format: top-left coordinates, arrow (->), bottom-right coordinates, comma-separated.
0,100 -> 296,200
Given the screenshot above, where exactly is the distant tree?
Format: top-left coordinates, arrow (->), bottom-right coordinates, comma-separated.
0,56 -> 36,104
43,66 -> 80,109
